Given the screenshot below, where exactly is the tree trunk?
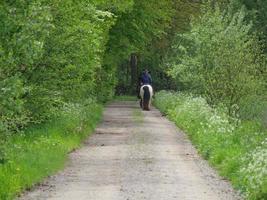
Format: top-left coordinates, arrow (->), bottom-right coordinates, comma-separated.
126,60 -> 129,85
130,53 -> 138,94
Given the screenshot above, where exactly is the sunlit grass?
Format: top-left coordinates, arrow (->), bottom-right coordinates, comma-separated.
0,103 -> 102,200
114,95 -> 137,101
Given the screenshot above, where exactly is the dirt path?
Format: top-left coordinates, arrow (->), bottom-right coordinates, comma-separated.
19,101 -> 241,200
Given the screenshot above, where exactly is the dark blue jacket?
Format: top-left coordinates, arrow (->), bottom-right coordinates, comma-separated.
141,73 -> 152,85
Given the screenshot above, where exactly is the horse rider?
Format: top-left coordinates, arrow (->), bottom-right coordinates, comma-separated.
138,69 -> 152,107
137,69 -> 152,98
140,69 -> 152,86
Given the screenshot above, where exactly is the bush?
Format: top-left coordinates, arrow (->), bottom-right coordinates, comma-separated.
154,90 -> 267,200
0,0 -> 116,134
0,76 -> 29,132
241,141 -> 267,200
166,2 -> 266,117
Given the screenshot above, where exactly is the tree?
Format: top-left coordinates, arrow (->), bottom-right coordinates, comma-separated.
106,0 -> 174,94
167,3 -> 266,116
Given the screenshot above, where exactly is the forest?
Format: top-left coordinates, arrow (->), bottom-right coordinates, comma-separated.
0,0 -> 266,199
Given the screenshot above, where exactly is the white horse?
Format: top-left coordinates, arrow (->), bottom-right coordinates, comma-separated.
139,84 -> 153,111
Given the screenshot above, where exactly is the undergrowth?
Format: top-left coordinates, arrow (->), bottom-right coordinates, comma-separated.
0,100 -> 102,200
154,91 -> 267,200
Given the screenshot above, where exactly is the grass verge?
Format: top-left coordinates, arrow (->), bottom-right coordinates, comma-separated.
154,91 -> 267,200
0,102 -> 102,200
114,95 -> 137,101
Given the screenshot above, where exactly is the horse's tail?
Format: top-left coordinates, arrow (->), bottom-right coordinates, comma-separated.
143,86 -> 150,110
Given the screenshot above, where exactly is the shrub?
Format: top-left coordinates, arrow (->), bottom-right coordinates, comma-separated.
241,139 -> 267,200
166,2 -> 266,117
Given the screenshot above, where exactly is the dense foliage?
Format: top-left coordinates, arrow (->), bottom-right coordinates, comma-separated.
155,91 -> 267,200
1,0 -> 192,143
115,0 -> 202,93
165,2 -> 266,119
0,0 -> 179,134
0,1 -> 114,133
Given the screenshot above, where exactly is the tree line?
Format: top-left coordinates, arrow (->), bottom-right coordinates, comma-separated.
0,0 -> 266,138
0,0 -> 181,133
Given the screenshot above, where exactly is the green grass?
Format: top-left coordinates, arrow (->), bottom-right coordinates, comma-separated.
154,91 -> 267,200
114,95 -> 137,101
0,102 -> 102,200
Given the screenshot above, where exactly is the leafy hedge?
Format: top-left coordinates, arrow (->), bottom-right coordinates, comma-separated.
154,91 -> 267,200
0,1 -> 115,133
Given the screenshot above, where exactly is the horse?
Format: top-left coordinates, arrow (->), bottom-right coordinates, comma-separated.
139,84 -> 153,111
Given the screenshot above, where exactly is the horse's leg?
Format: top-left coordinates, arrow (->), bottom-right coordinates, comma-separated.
140,99 -> 143,108
143,99 -> 146,110
144,100 -> 149,111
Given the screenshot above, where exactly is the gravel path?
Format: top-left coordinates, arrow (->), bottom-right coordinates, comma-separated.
19,101 -> 241,200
